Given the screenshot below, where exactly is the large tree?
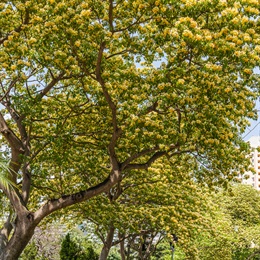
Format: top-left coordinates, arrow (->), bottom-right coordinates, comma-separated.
0,0 -> 259,259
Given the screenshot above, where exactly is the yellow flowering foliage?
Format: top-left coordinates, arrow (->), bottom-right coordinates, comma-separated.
68,158 -> 212,259
0,0 -> 260,257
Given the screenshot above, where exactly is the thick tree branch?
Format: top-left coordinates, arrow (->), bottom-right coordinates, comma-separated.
38,72 -> 66,99
0,185 -> 28,219
0,109 -> 31,214
34,170 -> 121,222
99,225 -> 115,259
108,0 -> 114,32
119,233 -> 126,260
0,113 -> 24,175
2,95 -> 30,204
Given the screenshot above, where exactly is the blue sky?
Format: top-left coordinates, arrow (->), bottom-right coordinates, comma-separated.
244,118 -> 260,141
243,67 -> 260,141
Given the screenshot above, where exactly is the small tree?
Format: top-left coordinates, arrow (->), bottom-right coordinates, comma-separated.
85,246 -> 99,260
60,233 -> 86,260
60,233 -> 98,260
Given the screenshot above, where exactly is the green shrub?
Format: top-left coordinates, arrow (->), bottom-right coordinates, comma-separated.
60,233 -> 98,260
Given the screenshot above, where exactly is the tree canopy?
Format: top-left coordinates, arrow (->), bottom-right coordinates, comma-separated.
192,184 -> 260,260
0,0 -> 260,259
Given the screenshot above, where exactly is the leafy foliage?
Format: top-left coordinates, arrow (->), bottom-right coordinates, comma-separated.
193,184 -> 260,260
19,241 -> 48,260
107,249 -> 121,260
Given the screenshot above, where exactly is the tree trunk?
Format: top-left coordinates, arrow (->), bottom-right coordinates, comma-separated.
99,226 -> 115,260
119,233 -> 126,260
0,215 -> 13,253
0,214 -> 37,260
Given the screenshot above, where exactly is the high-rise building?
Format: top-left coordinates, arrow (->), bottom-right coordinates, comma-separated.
241,136 -> 260,190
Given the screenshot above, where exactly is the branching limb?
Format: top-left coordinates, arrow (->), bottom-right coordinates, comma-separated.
121,146 -> 159,170
113,16 -> 153,33
106,49 -> 132,59
0,113 -> 24,174
95,41 -> 121,171
0,77 -> 20,103
124,146 -> 191,171
109,0 -> 114,32
38,72 -> 66,99
125,151 -> 167,171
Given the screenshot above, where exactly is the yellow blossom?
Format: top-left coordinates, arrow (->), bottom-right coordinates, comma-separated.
45,21 -> 54,27
177,79 -> 185,85
7,35 -> 13,41
75,41 -> 81,47
21,74 -> 27,80
255,45 -> 260,53
195,34 -> 202,41
182,30 -> 193,38
152,7 -> 159,13
225,87 -> 232,93
190,20 -> 197,28
80,9 -> 91,17
205,35 -> 212,41
28,38 -> 37,45
241,16 -> 249,24
244,34 -> 251,41
244,69 -> 252,75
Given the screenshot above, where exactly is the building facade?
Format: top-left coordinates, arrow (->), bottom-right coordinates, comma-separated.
241,136 -> 260,191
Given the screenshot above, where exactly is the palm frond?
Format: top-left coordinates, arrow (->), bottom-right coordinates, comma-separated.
0,159 -> 16,191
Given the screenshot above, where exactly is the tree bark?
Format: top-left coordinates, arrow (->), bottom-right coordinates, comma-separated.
99,226 -> 115,260
0,215 -> 13,254
119,235 -> 126,260
0,213 -> 37,260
